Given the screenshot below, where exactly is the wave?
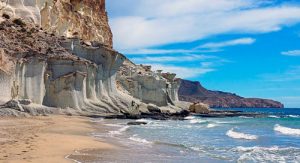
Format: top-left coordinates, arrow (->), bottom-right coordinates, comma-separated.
154,141 -> 188,149
274,124 -> 300,136
135,119 -> 152,124
89,118 -> 104,123
268,115 -> 280,118
234,146 -> 300,162
104,123 -> 123,127
207,123 -> 218,128
129,135 -> 152,144
287,115 -> 300,118
190,119 -> 207,124
184,116 -> 196,120
109,126 -> 130,136
239,116 -> 253,119
226,129 -> 258,140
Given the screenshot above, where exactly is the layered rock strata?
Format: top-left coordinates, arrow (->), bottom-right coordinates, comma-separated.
0,18 -> 188,117
0,0 -> 190,117
116,61 -> 181,107
0,0 -> 112,47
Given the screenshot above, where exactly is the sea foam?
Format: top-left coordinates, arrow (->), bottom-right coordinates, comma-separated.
226,129 -> 258,140
184,116 -> 195,120
129,135 -> 152,144
207,123 -> 218,128
288,115 -> 300,118
190,119 -> 207,124
274,124 -> 300,136
109,126 -> 130,136
235,146 -> 300,163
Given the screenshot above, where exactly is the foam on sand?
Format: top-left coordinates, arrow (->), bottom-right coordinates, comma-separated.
109,126 -> 130,136
274,124 -> 300,136
226,129 -> 258,140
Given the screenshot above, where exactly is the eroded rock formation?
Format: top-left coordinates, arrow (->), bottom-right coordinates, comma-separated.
117,60 -> 181,107
0,0 -> 112,47
0,1 -> 189,117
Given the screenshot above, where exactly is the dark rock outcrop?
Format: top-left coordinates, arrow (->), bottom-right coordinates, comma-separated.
179,79 -> 284,108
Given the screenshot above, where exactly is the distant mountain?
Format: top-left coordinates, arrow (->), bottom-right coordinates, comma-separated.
179,79 -> 284,108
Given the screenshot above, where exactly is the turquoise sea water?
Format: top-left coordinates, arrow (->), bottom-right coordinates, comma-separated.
91,108 -> 300,163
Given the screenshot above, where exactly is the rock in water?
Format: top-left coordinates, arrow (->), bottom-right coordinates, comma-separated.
127,122 -> 147,125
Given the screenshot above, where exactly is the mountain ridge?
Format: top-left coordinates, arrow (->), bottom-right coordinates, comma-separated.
179,79 -> 284,108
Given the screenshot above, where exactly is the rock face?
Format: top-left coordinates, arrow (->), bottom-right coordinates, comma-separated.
0,1 -> 189,117
0,19 -> 128,114
116,60 -> 181,107
0,0 -> 112,47
179,79 -> 284,108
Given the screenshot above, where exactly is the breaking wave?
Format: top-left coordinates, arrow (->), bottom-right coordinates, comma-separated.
185,116 -> 196,120
129,135 -> 152,144
274,124 -> 300,136
235,146 -> 300,163
287,115 -> 300,118
268,115 -> 280,118
207,123 -> 218,128
226,129 -> 258,140
190,119 -> 207,124
109,126 -> 130,136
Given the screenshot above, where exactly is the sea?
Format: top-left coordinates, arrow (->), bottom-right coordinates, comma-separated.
83,108 -> 300,163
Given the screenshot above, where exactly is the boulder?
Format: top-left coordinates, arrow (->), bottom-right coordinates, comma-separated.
147,104 -> 161,113
127,122 -> 147,125
189,103 -> 210,114
18,99 -> 32,105
5,100 -> 24,112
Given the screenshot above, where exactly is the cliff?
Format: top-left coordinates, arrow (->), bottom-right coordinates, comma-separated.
179,79 -> 284,108
0,0 -> 112,47
0,1 -> 188,117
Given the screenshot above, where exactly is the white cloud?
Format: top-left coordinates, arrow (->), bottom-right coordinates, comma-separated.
131,54 -> 214,63
150,64 -> 214,79
123,48 -> 221,55
130,54 -> 227,79
281,50 -> 300,56
199,38 -> 256,49
108,0 -> 300,50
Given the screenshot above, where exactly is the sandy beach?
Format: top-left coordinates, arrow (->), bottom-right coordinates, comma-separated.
0,115 -> 116,163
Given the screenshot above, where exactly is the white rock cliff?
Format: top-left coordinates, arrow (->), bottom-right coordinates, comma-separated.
0,0 -> 190,117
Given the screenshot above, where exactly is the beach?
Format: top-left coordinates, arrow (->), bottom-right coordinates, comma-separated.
0,115 -> 116,163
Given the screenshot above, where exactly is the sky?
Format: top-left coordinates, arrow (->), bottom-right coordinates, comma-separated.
106,0 -> 300,108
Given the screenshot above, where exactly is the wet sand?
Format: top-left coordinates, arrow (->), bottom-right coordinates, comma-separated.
0,115 -> 116,163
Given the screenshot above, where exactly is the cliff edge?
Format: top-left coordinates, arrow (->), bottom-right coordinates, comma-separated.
0,0 -> 189,118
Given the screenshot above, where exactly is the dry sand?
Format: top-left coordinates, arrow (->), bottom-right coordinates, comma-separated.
0,115 -> 116,163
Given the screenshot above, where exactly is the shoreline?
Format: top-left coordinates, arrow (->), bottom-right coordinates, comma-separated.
0,115 -> 116,163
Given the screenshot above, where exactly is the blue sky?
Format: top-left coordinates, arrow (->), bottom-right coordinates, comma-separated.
107,0 -> 300,108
